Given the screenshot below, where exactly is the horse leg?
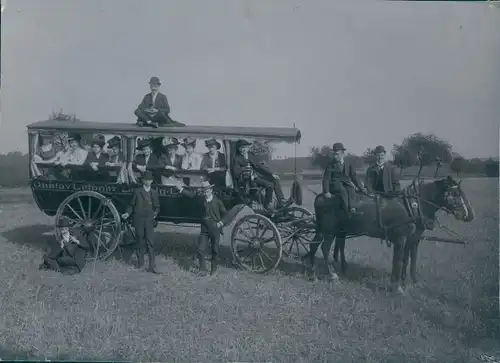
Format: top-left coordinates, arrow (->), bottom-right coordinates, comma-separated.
410,228 -> 424,284
321,235 -> 339,281
303,236 -> 320,281
401,236 -> 412,286
333,239 -> 339,262
390,235 -> 407,294
336,233 -> 347,275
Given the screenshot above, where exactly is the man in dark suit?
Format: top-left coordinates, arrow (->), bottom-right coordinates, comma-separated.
232,139 -> 290,209
321,142 -> 367,219
133,138 -> 161,183
200,138 -> 227,187
122,171 -> 161,273
134,76 -> 185,128
176,180 -> 227,276
364,145 -> 401,195
84,135 -> 110,181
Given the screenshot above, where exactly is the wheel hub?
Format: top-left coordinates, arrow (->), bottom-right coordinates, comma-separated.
82,220 -> 94,232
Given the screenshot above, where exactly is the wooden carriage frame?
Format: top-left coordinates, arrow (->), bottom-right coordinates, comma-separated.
27,120 -> 317,273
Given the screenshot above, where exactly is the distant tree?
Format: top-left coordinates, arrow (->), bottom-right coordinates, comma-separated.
363,147 -> 377,165
250,140 -> 275,162
392,144 -> 414,176
345,153 -> 364,170
483,158 -> 499,177
450,156 -> 466,176
310,145 -> 332,170
397,133 -> 452,166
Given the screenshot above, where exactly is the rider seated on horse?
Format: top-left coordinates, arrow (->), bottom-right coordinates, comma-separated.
232,139 -> 291,210
321,142 -> 367,218
364,145 -> 401,195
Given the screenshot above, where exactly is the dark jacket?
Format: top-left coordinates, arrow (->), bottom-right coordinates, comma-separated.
200,152 -> 227,170
233,153 -> 272,180
84,152 -> 110,166
159,153 -> 182,177
364,162 -> 401,194
133,153 -> 160,171
137,92 -> 170,114
126,187 -> 160,219
322,159 -> 362,194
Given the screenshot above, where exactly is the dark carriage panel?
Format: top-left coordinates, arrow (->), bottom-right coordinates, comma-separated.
30,179 -> 239,224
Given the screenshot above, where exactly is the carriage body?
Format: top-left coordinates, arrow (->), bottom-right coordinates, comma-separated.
27,120 -> 312,272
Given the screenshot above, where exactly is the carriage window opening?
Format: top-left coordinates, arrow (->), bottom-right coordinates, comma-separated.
31,132 -> 129,184
130,136 -> 229,188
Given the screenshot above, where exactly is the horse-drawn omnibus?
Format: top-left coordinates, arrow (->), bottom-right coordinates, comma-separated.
27,120 -> 314,273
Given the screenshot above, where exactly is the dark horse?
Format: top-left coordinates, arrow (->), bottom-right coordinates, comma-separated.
304,176 -> 475,294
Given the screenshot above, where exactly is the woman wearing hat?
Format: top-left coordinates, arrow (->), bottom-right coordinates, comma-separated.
105,136 -> 127,183
364,145 -> 401,194
200,138 -> 227,186
53,133 -> 88,167
122,170 -> 161,273
158,137 -> 182,184
39,218 -> 88,275
180,138 -> 202,170
31,132 -> 58,178
233,139 -> 289,210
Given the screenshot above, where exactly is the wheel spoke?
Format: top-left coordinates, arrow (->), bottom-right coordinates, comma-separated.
91,202 -> 104,220
260,248 -> 274,263
77,197 -> 87,219
257,253 -> 265,269
241,249 -> 254,264
65,204 -> 84,222
88,196 -> 92,220
234,237 -> 252,245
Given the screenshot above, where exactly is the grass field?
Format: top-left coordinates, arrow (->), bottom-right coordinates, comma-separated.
0,179 -> 498,362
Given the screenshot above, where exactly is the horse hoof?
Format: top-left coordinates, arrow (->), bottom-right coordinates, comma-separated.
328,272 -> 340,282
308,274 -> 318,282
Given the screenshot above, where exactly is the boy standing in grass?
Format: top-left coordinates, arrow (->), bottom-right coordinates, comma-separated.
121,171 -> 161,274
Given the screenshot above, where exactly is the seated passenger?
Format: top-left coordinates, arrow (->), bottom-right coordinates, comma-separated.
105,136 -> 127,183
31,133 -> 59,178
233,139 -> 290,209
134,77 -> 185,128
200,138 -> 227,186
85,135 -> 110,170
133,138 -> 159,174
54,133 -> 88,166
159,137 -> 182,185
181,138 -> 202,170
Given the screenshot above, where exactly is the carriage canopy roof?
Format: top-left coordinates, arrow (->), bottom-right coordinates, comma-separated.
27,120 -> 301,143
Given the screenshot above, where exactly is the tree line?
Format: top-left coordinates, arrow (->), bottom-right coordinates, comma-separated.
310,133 -> 498,178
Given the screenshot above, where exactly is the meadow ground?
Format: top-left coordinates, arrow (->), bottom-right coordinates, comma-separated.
0,179 -> 498,362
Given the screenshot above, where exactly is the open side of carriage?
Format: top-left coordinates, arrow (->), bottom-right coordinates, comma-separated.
27,120 -> 315,273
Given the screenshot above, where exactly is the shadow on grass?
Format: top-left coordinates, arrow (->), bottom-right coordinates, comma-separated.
1,224 -> 56,252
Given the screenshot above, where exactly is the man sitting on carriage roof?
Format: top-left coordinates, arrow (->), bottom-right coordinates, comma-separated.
232,139 -> 291,210
134,76 -> 185,128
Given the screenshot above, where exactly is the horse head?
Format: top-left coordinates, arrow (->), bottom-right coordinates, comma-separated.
429,176 -> 475,222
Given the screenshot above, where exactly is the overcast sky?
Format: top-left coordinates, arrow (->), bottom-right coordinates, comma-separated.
1,0 -> 499,158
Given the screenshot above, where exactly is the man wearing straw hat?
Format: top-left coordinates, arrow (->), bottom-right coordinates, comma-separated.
39,218 -> 88,275
134,76 -> 185,128
122,170 -> 161,273
177,179 -> 227,276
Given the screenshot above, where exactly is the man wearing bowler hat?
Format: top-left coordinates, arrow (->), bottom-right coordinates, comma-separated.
364,145 -> 401,194
134,76 -> 185,128
322,142 -> 366,220
121,170 -> 161,273
201,138 -> 227,187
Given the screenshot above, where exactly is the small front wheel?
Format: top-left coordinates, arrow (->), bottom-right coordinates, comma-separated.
230,214 -> 282,274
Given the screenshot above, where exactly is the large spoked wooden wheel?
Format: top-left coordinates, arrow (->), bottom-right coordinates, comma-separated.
275,206 -> 314,260
55,191 -> 122,260
231,214 -> 283,274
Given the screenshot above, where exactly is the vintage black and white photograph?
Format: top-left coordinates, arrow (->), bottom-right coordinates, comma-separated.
0,0 -> 499,362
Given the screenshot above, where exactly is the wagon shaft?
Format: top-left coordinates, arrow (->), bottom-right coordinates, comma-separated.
421,236 -> 466,245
